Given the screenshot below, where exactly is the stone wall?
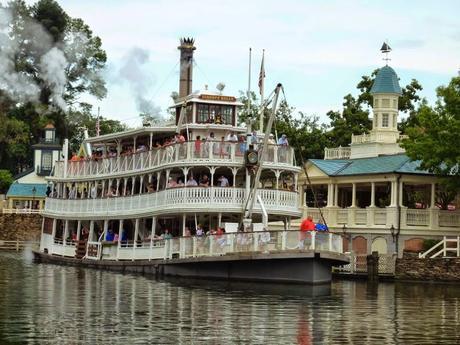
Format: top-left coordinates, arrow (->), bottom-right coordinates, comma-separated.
396,251 -> 460,282
0,214 -> 42,241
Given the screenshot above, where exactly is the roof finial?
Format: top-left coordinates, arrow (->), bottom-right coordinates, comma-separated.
380,40 -> 392,66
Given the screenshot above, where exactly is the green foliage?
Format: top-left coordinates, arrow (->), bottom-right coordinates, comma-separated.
0,170 -> 14,194
326,94 -> 371,148
402,76 -> 460,192
237,91 -> 260,128
422,239 -> 440,252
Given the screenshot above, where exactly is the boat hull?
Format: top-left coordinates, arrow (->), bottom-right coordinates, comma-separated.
32,250 -> 348,284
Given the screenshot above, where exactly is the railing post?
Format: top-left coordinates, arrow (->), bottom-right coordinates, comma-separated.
457,236 -> 460,257
311,231 -> 316,250
443,236 -> 447,257
193,236 -> 197,257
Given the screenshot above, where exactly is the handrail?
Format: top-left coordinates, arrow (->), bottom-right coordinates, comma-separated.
48,229 -> 343,260
53,141 -> 297,179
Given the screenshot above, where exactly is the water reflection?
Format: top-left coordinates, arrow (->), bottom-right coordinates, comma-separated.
0,252 -> 459,344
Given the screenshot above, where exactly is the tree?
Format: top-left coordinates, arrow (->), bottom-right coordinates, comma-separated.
0,170 -> 14,194
326,94 -> 371,148
0,0 -> 108,174
402,76 -> 460,200
237,91 -> 261,128
275,100 -> 330,161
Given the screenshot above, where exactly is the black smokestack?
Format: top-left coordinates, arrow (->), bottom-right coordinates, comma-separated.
178,37 -> 196,99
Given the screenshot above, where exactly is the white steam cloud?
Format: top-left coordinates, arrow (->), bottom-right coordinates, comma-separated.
0,8 -> 94,111
40,47 -> 68,110
117,47 -> 162,120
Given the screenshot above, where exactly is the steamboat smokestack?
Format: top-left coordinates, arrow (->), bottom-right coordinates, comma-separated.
178,37 -> 196,99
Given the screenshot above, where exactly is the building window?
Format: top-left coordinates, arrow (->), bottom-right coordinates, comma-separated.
197,104 -> 209,123
221,106 -> 233,125
382,99 -> 390,107
186,104 -> 193,123
382,113 -> 389,127
42,151 -> 52,171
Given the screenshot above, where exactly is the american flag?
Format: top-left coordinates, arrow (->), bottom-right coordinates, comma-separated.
258,50 -> 265,96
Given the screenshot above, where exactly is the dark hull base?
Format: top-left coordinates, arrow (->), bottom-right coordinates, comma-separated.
33,251 -> 348,285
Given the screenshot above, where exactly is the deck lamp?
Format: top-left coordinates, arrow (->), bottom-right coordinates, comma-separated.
390,224 -> 399,242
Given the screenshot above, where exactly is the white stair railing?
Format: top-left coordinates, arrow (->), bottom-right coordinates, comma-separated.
419,236 -> 460,258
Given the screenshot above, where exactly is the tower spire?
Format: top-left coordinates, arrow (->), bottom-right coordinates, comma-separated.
380,40 -> 392,65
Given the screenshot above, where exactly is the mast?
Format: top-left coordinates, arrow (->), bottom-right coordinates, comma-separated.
247,47 -> 252,124
258,49 -> 265,131
242,83 -> 282,228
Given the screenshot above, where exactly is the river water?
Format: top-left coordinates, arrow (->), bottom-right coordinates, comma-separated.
0,251 -> 459,344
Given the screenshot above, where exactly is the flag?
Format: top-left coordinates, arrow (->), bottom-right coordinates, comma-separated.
258,50 -> 265,96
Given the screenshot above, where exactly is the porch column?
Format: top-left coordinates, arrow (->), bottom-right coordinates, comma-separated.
294,174 -> 298,191
231,168 -> 238,187
370,182 -> 375,207
390,181 -> 397,207
51,219 -> 57,238
118,220 -> 124,246
150,217 -> 156,238
275,170 -> 280,190
156,172 -> 161,191
103,220 -> 108,241
334,184 -> 339,206
131,176 -> 136,195
121,178 -> 126,196
351,183 -> 357,207
89,221 -> 94,242
218,213 -> 222,228
76,220 -> 81,241
139,175 -> 144,194
182,214 -> 186,236
210,167 -> 216,187
327,183 -> 333,207
101,180 -> 106,198
430,183 -> 436,208
134,219 -> 140,243
63,220 -> 69,245
399,180 -> 404,207
165,170 -> 170,189
116,179 -> 120,196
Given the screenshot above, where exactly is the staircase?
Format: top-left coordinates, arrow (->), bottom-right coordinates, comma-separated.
419,236 -> 460,258
75,240 -> 87,259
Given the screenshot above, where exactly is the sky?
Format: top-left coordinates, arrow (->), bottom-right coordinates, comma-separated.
34,0 -> 460,127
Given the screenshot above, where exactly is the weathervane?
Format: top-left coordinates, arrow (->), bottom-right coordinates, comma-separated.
380,40 -> 392,65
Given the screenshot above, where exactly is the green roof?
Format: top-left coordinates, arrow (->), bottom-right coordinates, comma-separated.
310,154 -> 432,176
370,66 -> 402,95
6,183 -> 47,198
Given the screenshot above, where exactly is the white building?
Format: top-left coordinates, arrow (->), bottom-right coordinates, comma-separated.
300,64 -> 460,256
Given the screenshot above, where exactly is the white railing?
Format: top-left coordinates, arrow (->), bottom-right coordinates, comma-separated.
439,210 -> 460,227
49,230 -> 343,261
304,207 -> 460,230
406,209 -> 429,226
2,208 -> 43,214
44,187 -> 299,217
53,141 -> 296,179
324,147 -> 351,160
419,236 -> 460,258
351,131 -> 403,144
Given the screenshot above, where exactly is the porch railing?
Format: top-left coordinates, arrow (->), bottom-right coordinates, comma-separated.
48,230 -> 344,261
53,141 -> 296,179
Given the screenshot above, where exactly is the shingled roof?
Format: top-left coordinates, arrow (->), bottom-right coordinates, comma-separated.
309,154 -> 432,176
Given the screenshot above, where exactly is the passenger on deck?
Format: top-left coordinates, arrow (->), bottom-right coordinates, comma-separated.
199,175 -> 210,187
105,228 -> 115,242
162,229 -> 173,240
298,216 -> 315,249
167,177 -> 177,188
217,175 -> 229,187
315,219 -> 328,232
186,177 -> 198,186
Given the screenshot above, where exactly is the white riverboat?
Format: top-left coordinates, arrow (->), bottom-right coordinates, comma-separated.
35,38 -> 347,283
